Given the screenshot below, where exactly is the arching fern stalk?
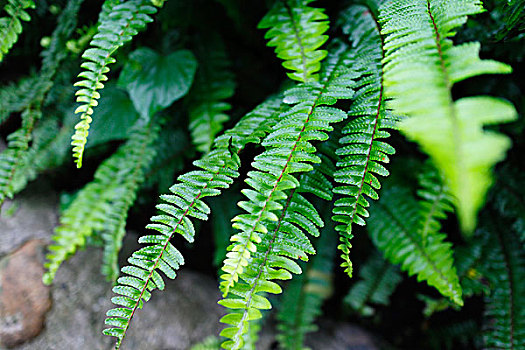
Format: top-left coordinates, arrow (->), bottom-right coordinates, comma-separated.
379,0 -> 518,234
332,4 -> 399,277
0,0 -> 35,63
103,97 -> 286,349
71,0 -> 161,168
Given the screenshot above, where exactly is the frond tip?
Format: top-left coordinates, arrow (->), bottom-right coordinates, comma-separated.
71,0 -> 158,168
0,0 -> 35,63
258,0 -> 329,83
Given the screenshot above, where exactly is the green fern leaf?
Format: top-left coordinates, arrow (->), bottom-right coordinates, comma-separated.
332,5 -> 399,277
43,122 -> 159,284
0,0 -> 35,63
103,97 -> 285,349
71,0 -> 159,168
368,184 -> 463,306
379,0 -> 518,234
258,0 -> 329,82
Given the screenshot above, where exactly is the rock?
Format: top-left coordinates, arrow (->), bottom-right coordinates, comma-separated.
306,320 -> 380,350
0,240 -> 52,348
0,187 -> 58,257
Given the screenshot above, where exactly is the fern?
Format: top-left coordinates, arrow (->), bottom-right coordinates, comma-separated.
188,34 -> 236,153
103,96 -> 285,349
276,209 -> 336,350
482,221 -> 525,349
219,45 -> 353,298
379,0 -> 518,234
0,0 -> 35,63
332,4 -> 399,277
71,0 -> 160,168
345,250 -> 402,317
43,122 -> 159,284
0,75 -> 49,124
258,0 -> 329,83
368,183 -> 463,305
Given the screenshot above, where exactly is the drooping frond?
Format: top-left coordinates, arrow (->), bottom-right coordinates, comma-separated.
188,34 -> 235,153
0,107 -> 41,207
71,0 -> 160,168
276,211 -> 337,350
482,221 -> 525,349
368,184 -> 463,305
427,319 -> 481,350
258,0 -> 329,82
103,97 -> 285,349
345,250 -> 402,317
379,0 -> 518,234
0,0 -> 35,63
219,45 -> 354,298
43,122 -> 160,284
332,5 -> 399,277
0,0 -> 84,207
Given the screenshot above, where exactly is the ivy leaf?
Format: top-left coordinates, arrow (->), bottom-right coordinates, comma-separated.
88,85 -> 140,147
119,47 -> 198,118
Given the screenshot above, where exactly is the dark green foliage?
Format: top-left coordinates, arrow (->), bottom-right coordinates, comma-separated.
345,250 -> 401,317
188,34 -> 235,153
482,222 -> 525,349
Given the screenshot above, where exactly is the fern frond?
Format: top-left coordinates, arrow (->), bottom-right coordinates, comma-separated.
0,107 -> 41,207
71,0 -> 159,168
43,122 -> 159,284
103,97 -> 285,349
379,0 -> 518,234
345,250 -> 402,317
482,223 -> 525,349
332,5 -> 399,277
0,0 -> 35,63
188,34 -> 235,153
276,211 -> 336,350
219,45 -> 354,297
0,75 -> 48,125
258,0 -> 329,82
368,184 -> 463,305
